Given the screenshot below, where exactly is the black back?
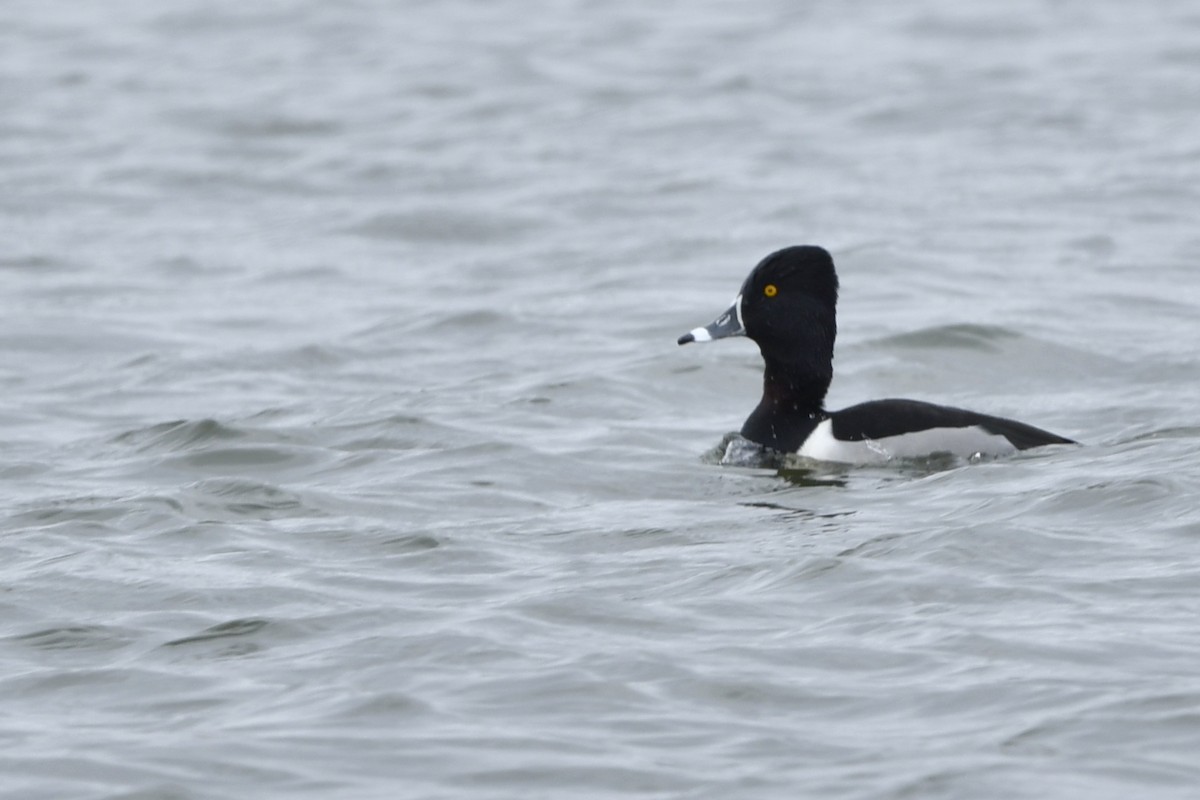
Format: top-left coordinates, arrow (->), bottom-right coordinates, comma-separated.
832,399 -> 1076,450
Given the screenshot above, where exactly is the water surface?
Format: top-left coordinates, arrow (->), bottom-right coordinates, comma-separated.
3,1 -> 1200,798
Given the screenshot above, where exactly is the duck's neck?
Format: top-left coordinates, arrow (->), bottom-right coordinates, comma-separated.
740,355 -> 831,452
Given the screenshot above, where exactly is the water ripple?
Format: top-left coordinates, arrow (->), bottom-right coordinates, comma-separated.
3,1 -> 1200,798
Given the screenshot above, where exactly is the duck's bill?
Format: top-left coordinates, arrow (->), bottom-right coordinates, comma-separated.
677,296 -> 744,345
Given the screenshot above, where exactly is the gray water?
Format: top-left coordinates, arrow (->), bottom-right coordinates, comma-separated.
3,1 -> 1200,798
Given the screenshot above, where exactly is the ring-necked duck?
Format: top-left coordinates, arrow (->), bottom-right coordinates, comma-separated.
678,246 -> 1075,463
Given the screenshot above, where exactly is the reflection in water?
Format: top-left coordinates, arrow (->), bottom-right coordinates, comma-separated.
773,466 -> 849,489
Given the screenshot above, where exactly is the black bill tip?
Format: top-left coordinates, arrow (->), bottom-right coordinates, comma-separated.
677,332 -> 695,346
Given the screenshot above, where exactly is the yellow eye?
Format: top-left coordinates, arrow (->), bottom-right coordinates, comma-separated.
764,284 -> 778,297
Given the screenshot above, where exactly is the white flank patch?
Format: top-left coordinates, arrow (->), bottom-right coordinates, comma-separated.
796,419 -> 1017,464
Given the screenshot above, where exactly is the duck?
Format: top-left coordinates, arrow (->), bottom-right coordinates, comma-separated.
678,245 -> 1076,463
